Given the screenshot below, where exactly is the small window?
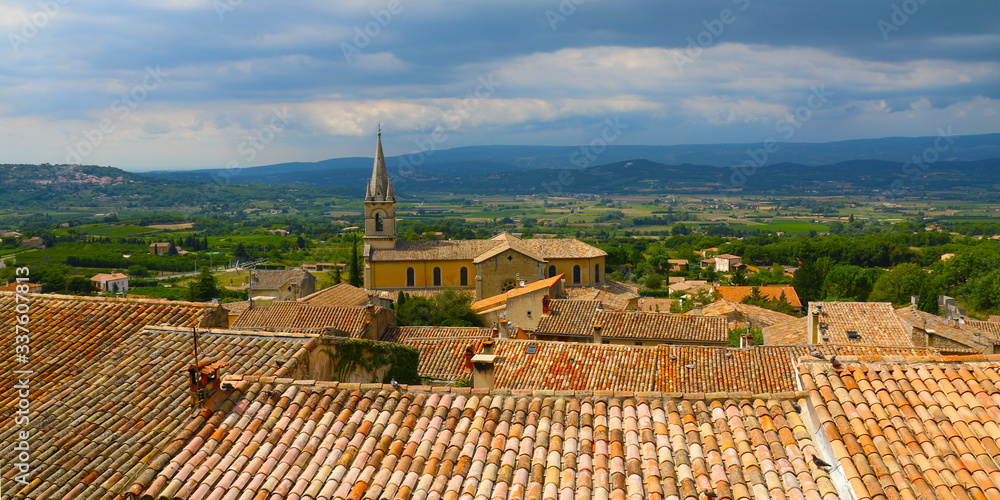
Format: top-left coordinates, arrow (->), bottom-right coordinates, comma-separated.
433,267 -> 442,286
375,213 -> 384,232
406,267 -> 415,287
573,265 -> 581,284
548,265 -> 557,278
594,264 -> 600,282
460,267 -> 469,286
525,344 -> 538,355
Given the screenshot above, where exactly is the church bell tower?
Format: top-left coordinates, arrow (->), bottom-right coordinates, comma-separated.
363,128 -> 397,250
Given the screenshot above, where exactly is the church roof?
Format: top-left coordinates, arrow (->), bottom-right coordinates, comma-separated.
370,233 -> 607,262
471,242 -> 547,264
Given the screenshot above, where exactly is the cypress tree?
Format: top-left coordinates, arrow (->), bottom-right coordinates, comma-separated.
349,234 -> 362,287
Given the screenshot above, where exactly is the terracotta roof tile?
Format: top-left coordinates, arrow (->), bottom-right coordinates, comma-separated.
763,317 -> 810,345
398,334 -> 937,392
380,325 -> 495,343
696,300 -> 797,329
811,301 -> 914,347
229,301 -> 383,335
471,274 -> 564,312
565,280 -> 639,311
138,378 -> 834,500
800,354 -> 1000,499
0,293 -> 310,499
895,306 -> 993,353
371,234 -> 606,262
297,282 -> 371,308
713,285 -> 802,308
250,268 -> 314,290
535,300 -> 729,343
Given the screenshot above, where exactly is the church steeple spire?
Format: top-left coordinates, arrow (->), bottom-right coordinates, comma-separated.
363,128 -> 397,255
367,126 -> 390,201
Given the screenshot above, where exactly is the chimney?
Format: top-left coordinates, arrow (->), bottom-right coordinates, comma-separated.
808,303 -> 824,344
692,302 -> 703,315
471,353 -> 497,390
482,338 -> 495,355
187,359 -> 229,408
542,295 -> 551,315
464,346 -> 476,371
593,324 -> 603,344
499,319 -> 511,339
911,295 -> 918,307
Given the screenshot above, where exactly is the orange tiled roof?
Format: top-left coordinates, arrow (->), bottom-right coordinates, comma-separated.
966,319 -> 1000,339
762,316 -> 809,345
370,233 -> 606,262
895,305 -> 993,353
381,325 -> 495,343
251,268 -> 313,290
494,341 -> 937,393
89,272 -> 128,281
799,354 -> 1000,499
697,300 -> 797,328
812,301 -> 914,346
713,285 -> 802,308
401,337 -> 489,380
0,293 -> 313,499
229,301 -> 381,335
471,273 -> 564,312
564,280 -> 639,311
396,333 -> 937,392
137,378 -> 841,500
534,298 -> 602,333
535,300 -> 728,343
298,282 -> 371,307
637,297 -> 675,312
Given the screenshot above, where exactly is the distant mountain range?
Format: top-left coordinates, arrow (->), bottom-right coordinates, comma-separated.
143,133 -> 1000,186
3,133 -> 999,215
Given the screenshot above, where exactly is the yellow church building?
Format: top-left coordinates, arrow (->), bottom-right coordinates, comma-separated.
361,132 -> 607,300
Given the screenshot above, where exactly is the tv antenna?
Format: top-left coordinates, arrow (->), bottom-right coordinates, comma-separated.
236,258 -> 269,309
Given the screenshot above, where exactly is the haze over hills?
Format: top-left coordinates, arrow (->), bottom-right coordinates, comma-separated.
143,133 -> 1000,184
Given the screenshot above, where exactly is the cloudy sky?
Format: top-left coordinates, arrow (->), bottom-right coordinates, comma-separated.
2,0 -> 998,170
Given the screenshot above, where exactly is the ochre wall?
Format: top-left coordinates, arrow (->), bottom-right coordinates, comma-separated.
369,259 -> 475,288
475,249 -> 546,300
366,254 -> 606,299
542,257 -> 606,285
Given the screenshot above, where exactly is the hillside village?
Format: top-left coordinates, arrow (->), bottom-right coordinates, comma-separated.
7,136 -> 1000,499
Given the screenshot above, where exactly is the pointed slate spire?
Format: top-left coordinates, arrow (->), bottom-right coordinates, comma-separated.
368,127 -> 389,201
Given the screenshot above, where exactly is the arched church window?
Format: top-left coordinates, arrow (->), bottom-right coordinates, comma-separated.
548,265 -> 556,278
501,278 -> 517,293
594,264 -> 600,282
573,265 -> 581,284
406,267 -> 415,287
375,213 -> 384,232
433,267 -> 442,286
460,267 -> 469,286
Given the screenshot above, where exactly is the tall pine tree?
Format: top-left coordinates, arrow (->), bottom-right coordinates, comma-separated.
349,234 -> 362,287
